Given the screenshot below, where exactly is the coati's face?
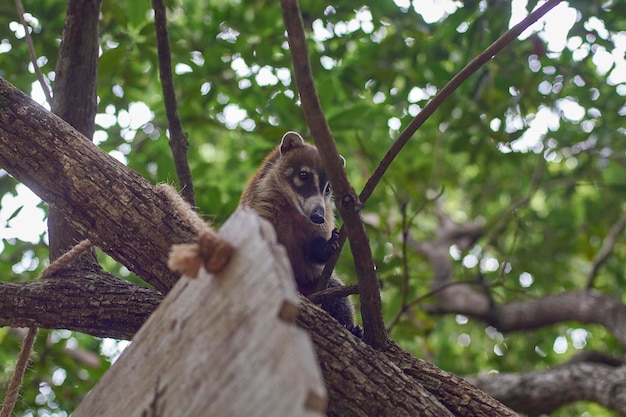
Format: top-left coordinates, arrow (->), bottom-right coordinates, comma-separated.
279,132 -> 341,225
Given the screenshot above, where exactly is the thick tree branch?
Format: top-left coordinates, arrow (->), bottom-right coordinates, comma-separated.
0,270 -> 161,340
151,0 -> 195,206
407,214 -> 626,348
470,361 -> 626,415
7,268 -> 623,415
279,0 -> 386,348
0,77 -> 198,293
0,76 -> 564,417
0,269 -> 517,417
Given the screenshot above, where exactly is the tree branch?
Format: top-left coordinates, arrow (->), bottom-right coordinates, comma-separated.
0,75 -> 586,417
279,0 -> 386,348
470,361 -> 626,415
307,282 -> 358,305
47,0 -> 102,263
0,76 -> 200,293
317,0 -> 562,314
421,282 -> 626,349
0,269 -> 161,339
586,214 -> 626,288
6,269 -> 623,415
0,269 -> 516,416
13,0 -> 52,106
151,0 -> 196,206
359,0 -> 563,204
407,211 -> 626,348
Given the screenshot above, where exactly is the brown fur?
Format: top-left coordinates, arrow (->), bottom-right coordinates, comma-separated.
240,132 -> 361,336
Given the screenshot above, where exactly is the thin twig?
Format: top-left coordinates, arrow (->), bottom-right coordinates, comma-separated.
280,0 -> 387,348
14,0 -> 52,106
586,214 -> 626,289
386,278 -> 486,332
151,0 -> 196,206
308,283 -> 359,304
483,156 -> 545,248
359,0 -> 563,205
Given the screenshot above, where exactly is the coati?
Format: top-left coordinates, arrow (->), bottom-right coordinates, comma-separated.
240,131 -> 361,337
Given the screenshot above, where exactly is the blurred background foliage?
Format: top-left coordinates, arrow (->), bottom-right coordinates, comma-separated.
0,0 -> 625,415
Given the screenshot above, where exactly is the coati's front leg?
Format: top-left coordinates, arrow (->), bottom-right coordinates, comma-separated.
308,228 -> 340,263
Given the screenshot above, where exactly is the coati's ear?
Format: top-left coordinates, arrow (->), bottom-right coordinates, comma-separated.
339,155 -> 346,167
279,131 -> 305,155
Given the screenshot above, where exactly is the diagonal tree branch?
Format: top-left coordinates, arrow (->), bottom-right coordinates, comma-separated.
359,0 -> 563,204
279,0 -> 386,348
13,0 -> 52,106
0,76 -> 197,293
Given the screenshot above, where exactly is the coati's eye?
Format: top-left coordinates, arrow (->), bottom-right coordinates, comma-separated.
324,183 -> 332,195
299,171 -> 310,181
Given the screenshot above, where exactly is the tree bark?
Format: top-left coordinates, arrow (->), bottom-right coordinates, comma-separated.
48,0 -> 102,262
0,76 -> 194,293
410,217 -> 626,349
3,271 -> 624,416
0,269 -> 160,340
470,362 -> 626,415
0,76 -> 517,416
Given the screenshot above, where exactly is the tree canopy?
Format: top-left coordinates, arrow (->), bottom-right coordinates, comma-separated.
1,0 -> 625,416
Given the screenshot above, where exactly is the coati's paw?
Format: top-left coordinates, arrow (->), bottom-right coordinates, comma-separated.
309,228 -> 340,263
348,324 -> 363,339
327,228 -> 340,252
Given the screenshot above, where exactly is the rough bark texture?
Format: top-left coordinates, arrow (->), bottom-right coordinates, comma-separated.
0,76 -> 517,416
0,77 -> 193,293
298,302 -> 519,417
48,0 -> 102,262
470,362 -> 626,415
0,269 -> 160,340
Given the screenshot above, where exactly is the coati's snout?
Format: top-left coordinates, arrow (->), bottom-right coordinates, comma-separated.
310,205 -> 326,224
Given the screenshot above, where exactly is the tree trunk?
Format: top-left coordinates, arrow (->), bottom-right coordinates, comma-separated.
0,76 -> 517,416
48,0 -> 101,263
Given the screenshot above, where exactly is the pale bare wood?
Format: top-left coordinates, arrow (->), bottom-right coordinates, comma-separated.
72,207 -> 326,417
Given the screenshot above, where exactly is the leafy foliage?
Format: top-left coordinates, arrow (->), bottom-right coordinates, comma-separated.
1,0 -> 625,415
